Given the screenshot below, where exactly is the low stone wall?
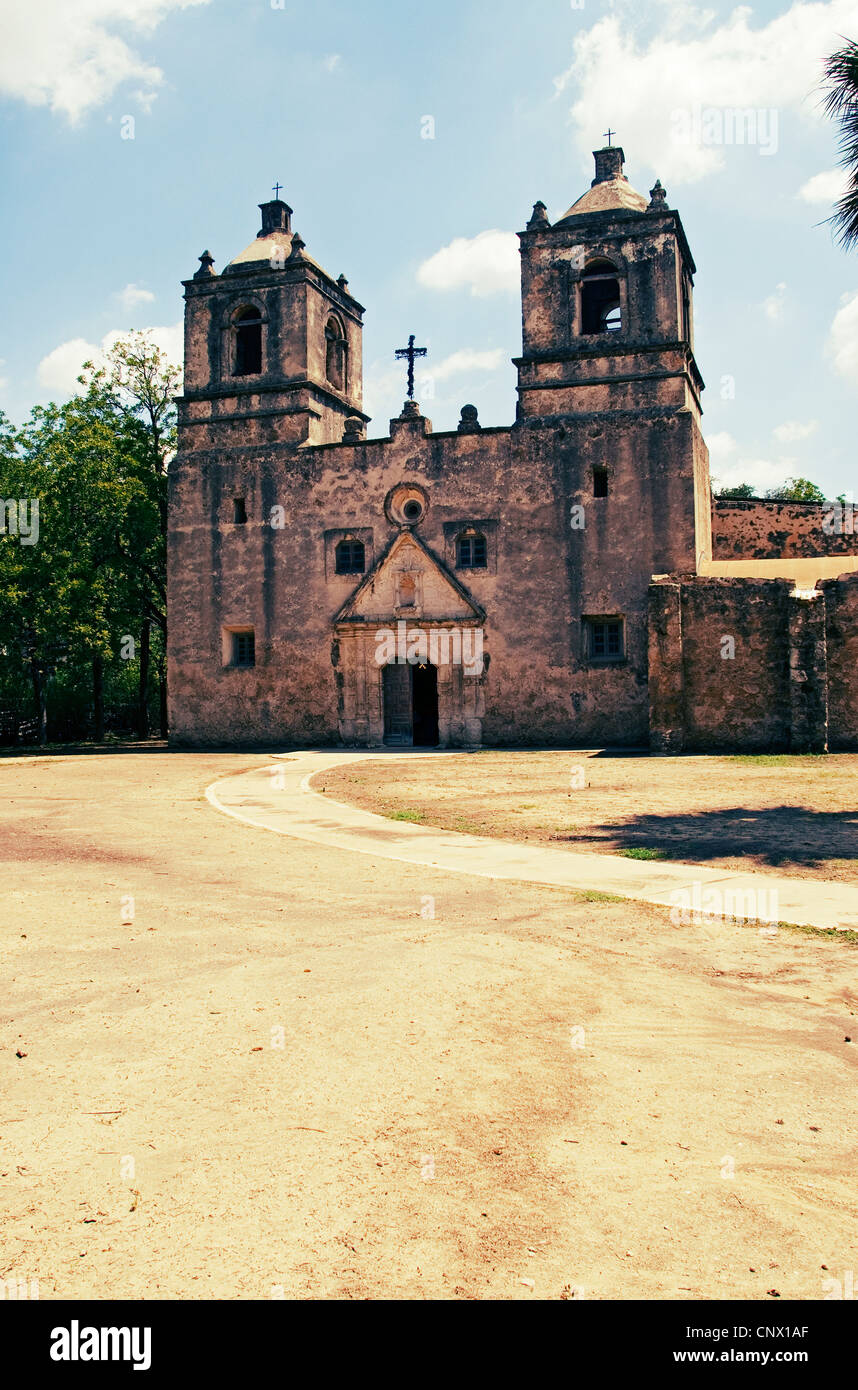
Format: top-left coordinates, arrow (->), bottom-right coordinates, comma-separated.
648,573 -> 858,752
712,498 -> 858,560
823,575 -> 858,750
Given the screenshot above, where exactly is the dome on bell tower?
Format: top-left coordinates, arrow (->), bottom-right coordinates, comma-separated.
555,145 -> 648,223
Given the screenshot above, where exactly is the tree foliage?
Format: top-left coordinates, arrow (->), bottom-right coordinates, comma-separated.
715,477 -> 828,502
715,483 -> 757,499
764,477 -> 828,503
0,333 -> 177,745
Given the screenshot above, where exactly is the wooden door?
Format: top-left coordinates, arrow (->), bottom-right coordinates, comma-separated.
383,663 -> 412,745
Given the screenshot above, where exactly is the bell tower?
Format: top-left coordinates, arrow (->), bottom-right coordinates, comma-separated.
515,146 -> 703,420
178,194 -> 368,450
515,144 -> 712,573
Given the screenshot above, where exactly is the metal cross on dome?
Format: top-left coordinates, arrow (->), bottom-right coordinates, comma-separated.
272,181 -> 283,199
603,128 -> 615,147
394,334 -> 428,400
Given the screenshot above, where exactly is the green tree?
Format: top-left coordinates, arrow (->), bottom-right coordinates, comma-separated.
103,332 -> 178,738
765,477 -> 827,503
715,482 -> 757,499
823,38 -> 858,249
3,387 -> 147,743
74,332 -> 178,738
0,332 -> 177,747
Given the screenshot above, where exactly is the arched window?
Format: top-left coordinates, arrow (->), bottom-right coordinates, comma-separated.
325,317 -> 347,392
456,530 -> 488,569
234,306 -> 263,376
580,259 -> 622,335
681,275 -> 692,344
335,538 -> 365,575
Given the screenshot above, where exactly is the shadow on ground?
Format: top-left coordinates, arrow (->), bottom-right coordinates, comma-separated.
556,805 -> 858,868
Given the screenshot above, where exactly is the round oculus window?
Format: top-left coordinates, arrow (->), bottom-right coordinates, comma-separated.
384,483 -> 429,527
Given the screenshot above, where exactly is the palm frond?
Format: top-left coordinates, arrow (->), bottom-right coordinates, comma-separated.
822,39 -> 858,117
830,176 -> 858,250
822,38 -> 858,249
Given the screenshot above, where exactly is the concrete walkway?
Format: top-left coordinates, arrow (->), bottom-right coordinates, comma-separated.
206,749 -> 858,933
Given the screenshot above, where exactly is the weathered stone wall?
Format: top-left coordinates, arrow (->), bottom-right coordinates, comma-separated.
822,574 -> 858,750
680,579 -> 791,751
649,575 -> 858,752
168,397 -> 701,748
170,162 -> 716,750
712,498 -> 858,559
517,205 -> 702,419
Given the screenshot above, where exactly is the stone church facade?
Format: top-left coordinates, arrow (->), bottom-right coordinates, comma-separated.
168,146 -> 858,752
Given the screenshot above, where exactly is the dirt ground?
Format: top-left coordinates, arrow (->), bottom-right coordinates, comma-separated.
1,750 -> 856,1301
321,750 -> 858,882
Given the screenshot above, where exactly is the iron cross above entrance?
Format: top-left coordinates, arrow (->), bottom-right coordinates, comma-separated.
394,335 -> 428,400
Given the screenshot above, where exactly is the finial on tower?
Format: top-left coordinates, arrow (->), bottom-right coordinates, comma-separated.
193,249 -> 216,280
648,178 -> 669,211
458,404 -> 482,434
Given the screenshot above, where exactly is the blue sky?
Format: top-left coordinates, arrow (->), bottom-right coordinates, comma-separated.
1,0 -> 857,496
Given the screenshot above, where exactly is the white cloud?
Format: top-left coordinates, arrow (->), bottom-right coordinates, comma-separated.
714,457 -> 799,492
773,418 -> 818,442
323,54 -> 342,73
827,289 -> 858,388
798,168 -> 849,204
763,282 -> 788,322
705,430 -> 738,461
430,349 -> 505,382
706,431 -> 800,491
0,0 -> 210,122
116,283 -> 156,313
37,337 -> 100,394
554,1 -> 858,185
417,230 -> 520,298
37,323 -> 183,397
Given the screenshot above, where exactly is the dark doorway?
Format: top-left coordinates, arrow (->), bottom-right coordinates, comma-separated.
411,663 -> 439,747
382,662 -> 439,747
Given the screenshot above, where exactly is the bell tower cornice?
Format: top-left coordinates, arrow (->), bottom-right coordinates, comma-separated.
176,194 -> 368,449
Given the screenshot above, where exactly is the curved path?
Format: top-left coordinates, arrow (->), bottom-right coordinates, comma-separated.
3,749 -> 856,1301
208,749 -> 858,933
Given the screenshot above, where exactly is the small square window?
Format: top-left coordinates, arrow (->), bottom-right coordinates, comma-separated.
593,468 -> 608,499
229,630 -> 255,667
456,532 -> 488,569
335,539 -> 365,574
585,618 -> 624,663
233,498 -> 248,524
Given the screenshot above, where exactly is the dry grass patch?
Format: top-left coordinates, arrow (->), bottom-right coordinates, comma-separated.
321,750 -> 858,881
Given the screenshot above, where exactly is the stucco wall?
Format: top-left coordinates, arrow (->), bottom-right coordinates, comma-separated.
168,400 -> 701,748
680,579 -> 791,751
649,574 -> 858,752
823,575 -> 858,750
712,498 -> 858,559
